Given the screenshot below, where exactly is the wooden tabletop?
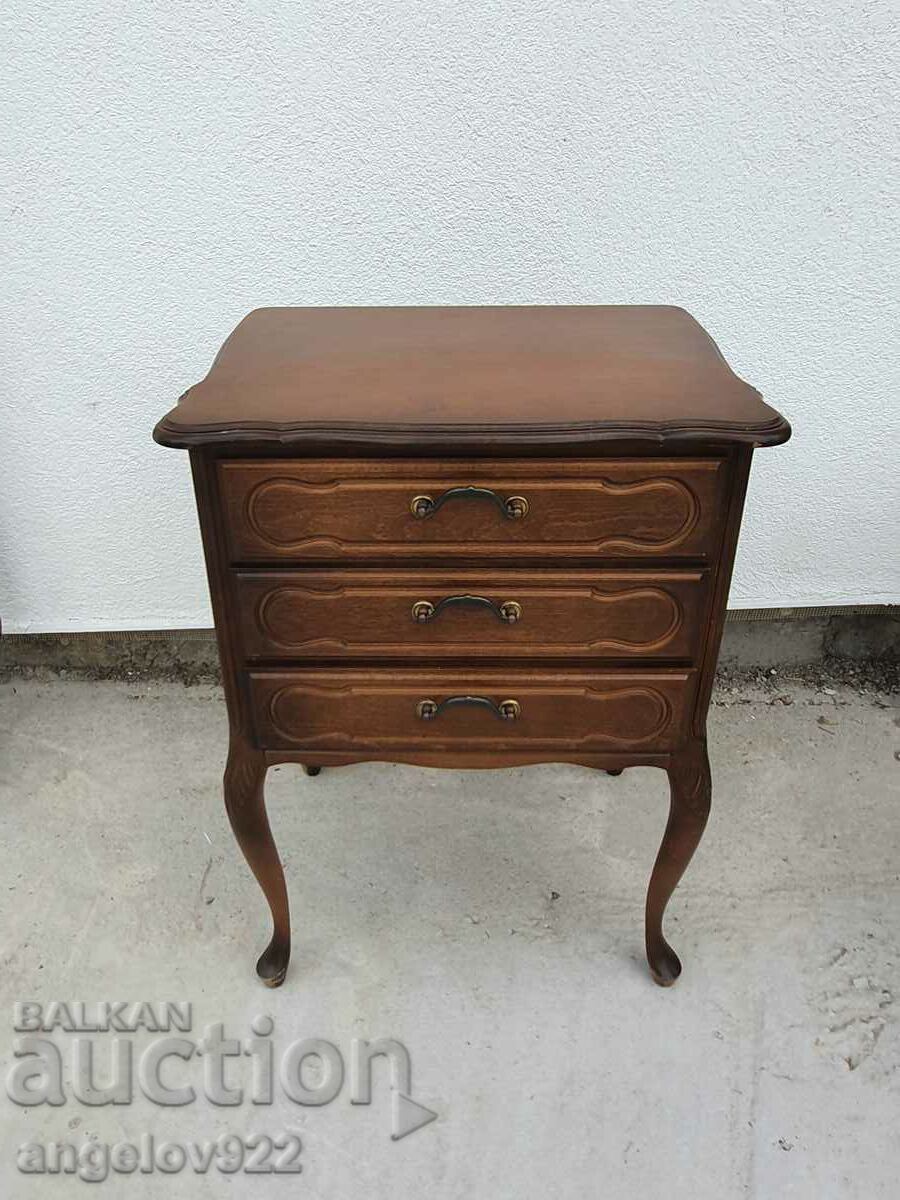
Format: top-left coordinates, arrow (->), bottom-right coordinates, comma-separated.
154,306 -> 790,450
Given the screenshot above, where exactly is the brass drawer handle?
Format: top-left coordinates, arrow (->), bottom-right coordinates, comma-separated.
416,696 -> 521,722
411,595 -> 522,625
410,486 -> 529,520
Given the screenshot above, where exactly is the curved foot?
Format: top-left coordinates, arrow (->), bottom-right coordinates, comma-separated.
648,940 -> 682,988
224,737 -> 291,987
256,936 -> 290,988
605,768 -> 623,776
302,765 -> 321,777
645,739 -> 711,988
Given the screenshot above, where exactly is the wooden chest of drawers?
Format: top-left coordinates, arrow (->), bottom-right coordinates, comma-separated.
154,305 -> 790,989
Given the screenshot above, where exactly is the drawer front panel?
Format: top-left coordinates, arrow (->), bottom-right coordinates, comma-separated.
247,669 -> 696,754
234,569 -> 710,661
220,459 -> 727,561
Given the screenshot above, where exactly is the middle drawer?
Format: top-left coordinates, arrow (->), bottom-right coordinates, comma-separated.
232,568 -> 710,661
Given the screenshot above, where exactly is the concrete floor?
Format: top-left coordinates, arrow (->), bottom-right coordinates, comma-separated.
1,678 -> 898,1198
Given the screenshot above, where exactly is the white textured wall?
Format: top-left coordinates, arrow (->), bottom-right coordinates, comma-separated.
2,1 -> 898,633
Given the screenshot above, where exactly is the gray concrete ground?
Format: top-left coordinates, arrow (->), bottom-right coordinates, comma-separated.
1,677 -> 898,1198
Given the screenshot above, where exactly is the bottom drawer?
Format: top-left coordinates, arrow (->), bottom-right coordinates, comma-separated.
247,668 -> 696,754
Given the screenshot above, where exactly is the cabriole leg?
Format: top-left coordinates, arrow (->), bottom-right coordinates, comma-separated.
223,737 -> 290,987
645,739 -> 711,987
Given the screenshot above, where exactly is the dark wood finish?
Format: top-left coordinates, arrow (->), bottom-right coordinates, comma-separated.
219,458 -> 727,562
223,735 -> 290,987
232,568 -> 711,661
246,668 -> 697,755
154,306 -> 790,450
263,745 -> 673,771
156,306 -> 789,989
646,738 -> 712,986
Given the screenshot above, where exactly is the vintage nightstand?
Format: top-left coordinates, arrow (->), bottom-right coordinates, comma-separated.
154,306 -> 790,988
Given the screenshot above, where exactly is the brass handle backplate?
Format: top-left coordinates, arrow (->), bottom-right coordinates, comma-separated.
411,595 -> 522,625
410,486 -> 529,521
416,696 -> 522,722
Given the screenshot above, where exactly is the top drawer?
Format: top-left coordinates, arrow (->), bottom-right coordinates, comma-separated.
218,459 -> 728,562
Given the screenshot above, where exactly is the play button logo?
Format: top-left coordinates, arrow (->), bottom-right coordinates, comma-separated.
349,1037 -> 438,1141
391,1091 -> 438,1141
